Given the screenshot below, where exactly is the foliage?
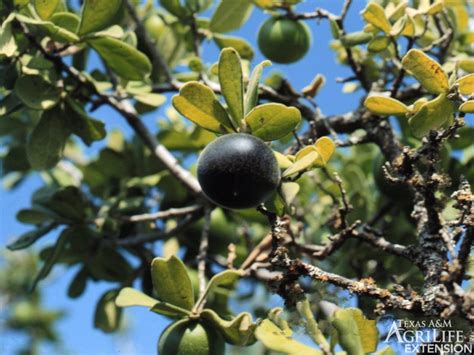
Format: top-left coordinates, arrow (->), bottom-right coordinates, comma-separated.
1,0 -> 473,354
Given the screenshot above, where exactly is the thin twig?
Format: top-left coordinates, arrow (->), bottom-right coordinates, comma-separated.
123,204 -> 203,222
194,208 -> 212,313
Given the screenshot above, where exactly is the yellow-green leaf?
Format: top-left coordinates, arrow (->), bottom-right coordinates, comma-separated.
409,94 -> 455,137
459,58 -> 474,73
364,95 -> 410,116
255,319 -> 322,355
426,0 -> 444,15
456,74 -> 474,95
172,82 -> 233,133
280,182 -> 300,205
151,255 -> 194,310
460,101 -> 474,113
296,145 -> 325,167
0,14 -> 17,57
332,308 -> 378,354
219,48 -> 244,127
368,35 -> 390,52
361,3 -> 392,33
213,34 -> 254,60
245,103 -> 301,141
401,49 -> 449,94
315,136 -> 336,163
274,151 -> 293,169
244,60 -> 271,114
34,0 -> 60,20
78,0 -> 122,35
282,150 -> 320,178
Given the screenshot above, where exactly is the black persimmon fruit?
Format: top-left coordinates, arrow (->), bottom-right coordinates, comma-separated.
197,133 -> 280,209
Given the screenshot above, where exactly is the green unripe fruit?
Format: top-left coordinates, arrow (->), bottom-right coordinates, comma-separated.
258,17 -> 312,64
197,133 -> 280,210
144,14 -> 165,41
158,319 -> 225,355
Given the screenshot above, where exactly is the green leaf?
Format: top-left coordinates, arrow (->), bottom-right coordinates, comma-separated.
135,93 -> 166,107
66,99 -> 106,146
245,103 -> 301,141
30,227 -> 71,291
115,287 -> 158,308
201,309 -> 256,346
368,35 -> 390,52
150,301 -> 192,318
16,209 -> 53,225
341,31 -> 373,47
151,255 -> 194,310
172,81 -> 234,133
255,319 -> 322,355
213,34 -> 254,60
78,0 -> 122,35
331,308 -> 378,354
87,36 -> 151,81
27,108 -> 70,170
160,0 -> 191,18
6,223 -> 57,251
244,60 -> 271,115
34,0 -> 60,20
408,94 -> 455,137
94,289 -> 122,333
315,136 -> 336,163
364,95 -> 410,116
456,74 -> 474,95
68,267 -> 88,298
14,75 -> 60,110
39,186 -> 88,222
460,101 -> 474,113
15,14 -> 80,43
282,150 -> 320,178
0,14 -> 17,57
50,12 -> 80,33
210,0 -> 253,33
219,48 -> 244,128
401,49 -> 449,94
361,3 -> 392,33
115,287 -> 191,318
201,269 -> 242,301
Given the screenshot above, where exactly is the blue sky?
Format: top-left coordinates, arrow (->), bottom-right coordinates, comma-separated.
2,1 -> 461,354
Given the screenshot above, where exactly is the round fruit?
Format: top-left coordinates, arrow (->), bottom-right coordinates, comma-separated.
197,133 -> 280,209
144,14 -> 166,41
257,17 -> 312,64
158,319 -> 225,355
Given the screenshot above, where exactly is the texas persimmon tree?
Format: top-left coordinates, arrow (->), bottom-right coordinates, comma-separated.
1,0 -> 473,354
